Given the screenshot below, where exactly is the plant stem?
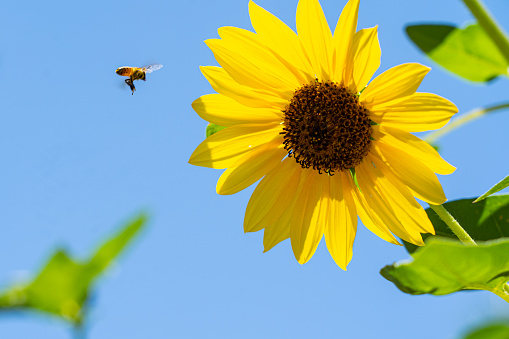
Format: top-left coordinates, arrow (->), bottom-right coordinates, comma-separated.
429,204 -> 476,245
425,102 -> 509,144
462,0 -> 509,65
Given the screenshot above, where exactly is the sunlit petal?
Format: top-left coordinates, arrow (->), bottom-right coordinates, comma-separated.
192,94 -> 282,127
332,0 -> 359,83
368,154 -> 435,235
249,1 -> 314,81
217,140 -> 286,195
296,0 -> 333,80
369,92 -> 458,132
244,158 -> 302,233
372,142 -> 447,205
201,66 -> 289,109
373,125 -> 456,175
206,39 -> 295,98
263,200 -> 295,252
344,27 -> 381,92
290,170 -> 329,264
189,123 -> 282,169
348,174 -> 401,245
357,161 -> 424,245
361,63 -> 430,106
324,173 -> 357,270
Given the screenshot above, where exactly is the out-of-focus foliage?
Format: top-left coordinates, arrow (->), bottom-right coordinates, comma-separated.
404,195 -> 509,254
463,324 -> 509,339
381,237 -> 509,296
406,23 -> 509,82
0,214 -> 147,325
474,175 -> 509,203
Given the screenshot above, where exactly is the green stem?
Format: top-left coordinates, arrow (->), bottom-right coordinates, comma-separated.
424,102 -> 509,144
429,204 -> 476,245
462,0 -> 509,64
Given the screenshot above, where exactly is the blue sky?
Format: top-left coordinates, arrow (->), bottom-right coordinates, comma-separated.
0,0 -> 509,337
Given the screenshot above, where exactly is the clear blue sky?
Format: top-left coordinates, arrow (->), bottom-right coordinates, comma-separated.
1,0 -> 508,338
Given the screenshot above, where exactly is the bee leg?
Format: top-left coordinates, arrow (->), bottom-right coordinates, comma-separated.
124,78 -> 136,95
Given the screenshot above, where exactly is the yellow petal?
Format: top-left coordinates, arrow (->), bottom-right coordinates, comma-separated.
372,125 -> 456,175
217,140 -> 286,195
290,170 -> 329,264
360,63 -> 430,107
367,154 -> 436,235
192,94 -> 282,127
296,0 -> 333,80
244,158 -> 302,233
263,202 -> 294,252
332,0 -> 359,83
205,39 -> 295,99
371,141 -> 447,205
369,92 -> 458,132
249,1 -> 314,82
201,66 -> 288,109
189,123 -> 282,169
324,173 -> 357,270
218,26 -> 303,90
356,161 -> 424,245
344,27 -> 381,92
347,173 -> 401,245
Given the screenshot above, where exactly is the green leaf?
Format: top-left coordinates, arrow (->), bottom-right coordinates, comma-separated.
404,195 -> 509,254
206,123 -> 227,138
407,24 -> 457,53
406,23 -> 509,82
474,175 -> 509,203
464,324 -> 509,339
381,237 -> 509,296
87,215 -> 146,276
0,214 -> 147,324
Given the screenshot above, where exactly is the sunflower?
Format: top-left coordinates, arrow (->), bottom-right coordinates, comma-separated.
189,0 -> 457,269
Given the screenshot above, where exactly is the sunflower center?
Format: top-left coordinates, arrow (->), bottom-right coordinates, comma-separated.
282,80 -> 372,174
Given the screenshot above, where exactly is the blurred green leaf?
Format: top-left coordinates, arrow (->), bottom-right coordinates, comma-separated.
464,324 -> 509,339
206,123 -> 226,138
406,23 -> 509,82
474,175 -> 509,203
381,237 -> 509,296
0,214 -> 147,324
404,195 -> 509,254
407,24 -> 457,52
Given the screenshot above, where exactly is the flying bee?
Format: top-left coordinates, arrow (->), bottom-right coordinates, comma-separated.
116,64 -> 163,95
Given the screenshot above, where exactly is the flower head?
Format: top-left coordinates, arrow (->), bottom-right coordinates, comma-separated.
189,0 -> 457,269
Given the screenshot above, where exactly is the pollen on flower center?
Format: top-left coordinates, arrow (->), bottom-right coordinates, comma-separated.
282,80 -> 372,174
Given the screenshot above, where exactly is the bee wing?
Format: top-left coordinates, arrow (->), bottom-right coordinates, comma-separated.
144,64 -> 163,74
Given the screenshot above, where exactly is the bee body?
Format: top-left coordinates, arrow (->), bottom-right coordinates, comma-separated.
132,69 -> 146,81
115,64 -> 162,94
115,66 -> 136,77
